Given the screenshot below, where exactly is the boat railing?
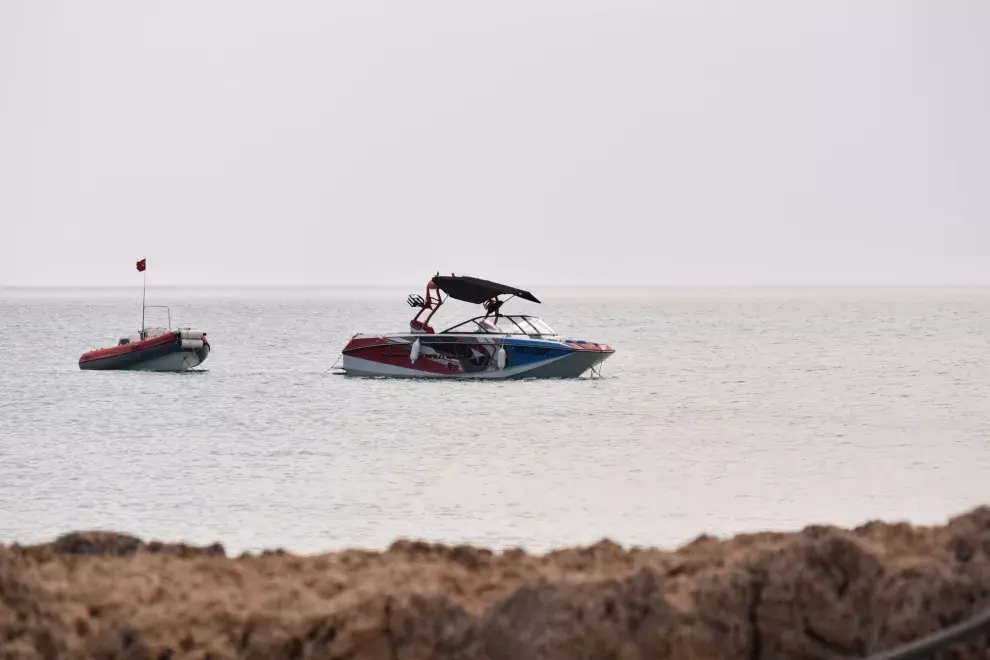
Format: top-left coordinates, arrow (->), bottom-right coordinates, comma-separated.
141,305 -> 172,337
425,331 -> 560,340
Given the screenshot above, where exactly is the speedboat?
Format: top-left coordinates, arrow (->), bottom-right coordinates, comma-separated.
78,257 -> 211,372
78,324 -> 210,372
337,274 -> 615,379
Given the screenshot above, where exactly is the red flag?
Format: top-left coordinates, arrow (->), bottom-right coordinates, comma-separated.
136,258 -> 146,272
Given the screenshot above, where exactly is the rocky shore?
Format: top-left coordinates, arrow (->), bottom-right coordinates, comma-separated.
2,507 -> 990,659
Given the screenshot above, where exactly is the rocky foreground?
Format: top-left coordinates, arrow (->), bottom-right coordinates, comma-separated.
2,508 -> 990,659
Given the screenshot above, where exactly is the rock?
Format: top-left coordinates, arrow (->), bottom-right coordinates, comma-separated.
50,531 -> 143,557
2,506 -> 990,659
34,532 -> 225,560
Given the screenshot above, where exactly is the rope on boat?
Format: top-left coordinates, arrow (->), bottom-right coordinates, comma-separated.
322,353 -> 342,375
589,349 -> 606,379
862,606 -> 990,659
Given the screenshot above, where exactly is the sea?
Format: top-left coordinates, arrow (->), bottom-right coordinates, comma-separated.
1,286 -> 988,555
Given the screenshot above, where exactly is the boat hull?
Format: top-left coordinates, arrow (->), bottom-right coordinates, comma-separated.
79,332 -> 210,372
340,335 -> 613,379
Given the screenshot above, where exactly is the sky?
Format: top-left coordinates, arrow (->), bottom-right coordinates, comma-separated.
1,1 -> 988,287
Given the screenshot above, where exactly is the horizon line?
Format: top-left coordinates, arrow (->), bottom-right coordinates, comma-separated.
3,283 -> 990,290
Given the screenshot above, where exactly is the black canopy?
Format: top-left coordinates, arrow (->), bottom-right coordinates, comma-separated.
431,275 -> 541,305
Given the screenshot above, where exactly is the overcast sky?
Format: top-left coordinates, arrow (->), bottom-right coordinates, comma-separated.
2,1 -> 988,287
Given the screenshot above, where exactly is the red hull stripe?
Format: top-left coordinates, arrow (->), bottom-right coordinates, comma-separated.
344,336 -> 390,351
346,343 -> 461,374
79,331 -> 178,363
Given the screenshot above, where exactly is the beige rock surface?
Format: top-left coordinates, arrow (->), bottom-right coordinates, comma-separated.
2,507 -> 990,659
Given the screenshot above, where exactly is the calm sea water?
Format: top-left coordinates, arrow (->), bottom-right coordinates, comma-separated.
1,286 -> 988,554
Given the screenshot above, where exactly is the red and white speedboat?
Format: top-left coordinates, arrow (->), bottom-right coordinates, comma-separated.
78,324 -> 210,372
78,257 -> 210,372
337,274 -> 615,379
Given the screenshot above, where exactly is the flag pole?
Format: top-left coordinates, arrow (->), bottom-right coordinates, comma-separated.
136,257 -> 148,336
141,260 -> 146,337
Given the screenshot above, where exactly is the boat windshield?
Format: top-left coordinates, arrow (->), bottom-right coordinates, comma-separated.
523,316 -> 557,335
493,316 -> 525,333
440,315 -> 557,336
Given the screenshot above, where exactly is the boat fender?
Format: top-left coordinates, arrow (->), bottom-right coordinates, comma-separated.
496,347 -> 506,370
410,338 -> 420,364
181,339 -> 204,350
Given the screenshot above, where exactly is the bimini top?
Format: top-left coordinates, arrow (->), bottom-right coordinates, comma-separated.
431,275 -> 541,305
